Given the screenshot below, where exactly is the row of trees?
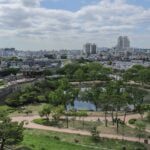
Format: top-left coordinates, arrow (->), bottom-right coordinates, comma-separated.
31,78 -> 149,135
0,68 -> 20,77
123,65 -> 150,85
6,78 -> 78,108
80,81 -> 148,133
57,62 -> 112,82
39,105 -> 64,124
5,79 -> 59,106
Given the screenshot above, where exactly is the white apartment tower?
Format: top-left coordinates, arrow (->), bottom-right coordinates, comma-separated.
83,43 -> 97,56
117,36 -> 130,50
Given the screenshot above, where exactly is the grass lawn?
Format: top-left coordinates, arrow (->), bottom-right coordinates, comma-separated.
129,118 -> 150,131
0,105 -> 15,113
33,118 -> 149,138
138,119 -> 150,131
17,129 -> 146,150
10,103 -> 46,117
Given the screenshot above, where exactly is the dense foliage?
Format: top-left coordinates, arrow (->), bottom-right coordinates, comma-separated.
0,111 -> 24,150
57,62 -> 112,81
6,78 -> 79,108
0,68 -> 20,77
123,65 -> 150,84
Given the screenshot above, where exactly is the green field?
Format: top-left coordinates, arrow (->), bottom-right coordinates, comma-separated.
10,103 -> 46,117
0,105 -> 15,113
33,118 -> 149,138
17,129 -> 146,150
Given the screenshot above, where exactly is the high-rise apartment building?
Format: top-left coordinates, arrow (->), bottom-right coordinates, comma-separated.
117,36 -> 130,50
91,43 -> 97,54
83,43 -> 97,55
83,43 -> 91,56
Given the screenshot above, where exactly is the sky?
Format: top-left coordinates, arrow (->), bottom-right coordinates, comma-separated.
0,0 -> 150,50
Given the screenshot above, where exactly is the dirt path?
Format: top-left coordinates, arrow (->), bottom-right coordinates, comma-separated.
11,114 -> 150,144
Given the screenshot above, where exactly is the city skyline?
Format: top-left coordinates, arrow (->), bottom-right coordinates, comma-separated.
0,0 -> 150,50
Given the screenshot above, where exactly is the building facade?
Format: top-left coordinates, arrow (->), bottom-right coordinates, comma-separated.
83,43 -> 97,56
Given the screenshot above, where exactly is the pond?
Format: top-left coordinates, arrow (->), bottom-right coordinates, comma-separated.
67,98 -> 96,111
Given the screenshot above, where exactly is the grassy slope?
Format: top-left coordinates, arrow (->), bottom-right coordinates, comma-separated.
22,130 -> 93,150
33,118 -> 149,138
19,129 -> 146,150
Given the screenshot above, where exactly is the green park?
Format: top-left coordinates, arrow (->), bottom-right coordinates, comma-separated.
0,61 -> 150,150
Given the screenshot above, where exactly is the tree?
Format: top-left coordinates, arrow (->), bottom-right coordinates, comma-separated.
135,120 -> 146,142
48,91 -> 61,107
91,126 -> 100,142
128,87 -> 147,119
52,105 -> 64,123
58,78 -> 70,91
123,67 -> 139,82
102,82 -> 116,125
139,69 -> 150,85
88,62 -> 102,81
0,68 -> 20,77
123,65 -> 150,84
49,84 -> 79,110
0,112 -> 24,150
58,63 -> 80,79
37,95 -> 46,103
39,104 -> 52,121
89,70 -> 98,81
81,86 -> 102,111
43,69 -> 52,76
74,68 -> 85,84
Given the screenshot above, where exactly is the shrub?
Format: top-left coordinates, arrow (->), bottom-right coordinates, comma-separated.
33,118 -> 50,126
33,118 -> 62,127
91,126 -> 100,142
129,119 -> 137,124
54,136 -> 60,141
74,139 -> 79,143
30,144 -> 35,148
122,146 -> 126,150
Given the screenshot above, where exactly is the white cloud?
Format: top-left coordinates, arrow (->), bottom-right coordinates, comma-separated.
0,0 -> 149,49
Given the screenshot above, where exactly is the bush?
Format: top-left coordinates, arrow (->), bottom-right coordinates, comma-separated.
91,126 -> 100,142
129,119 -> 137,124
33,118 -> 50,125
54,136 -> 60,141
122,146 -> 126,150
30,144 -> 35,148
74,139 -> 79,143
33,118 -> 62,127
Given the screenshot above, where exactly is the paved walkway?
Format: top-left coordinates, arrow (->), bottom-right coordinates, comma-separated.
12,114 -> 150,144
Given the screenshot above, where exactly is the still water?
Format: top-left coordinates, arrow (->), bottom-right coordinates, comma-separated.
67,98 -> 96,111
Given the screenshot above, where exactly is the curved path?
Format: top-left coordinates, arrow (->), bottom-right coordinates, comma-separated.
11,114 -> 150,144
